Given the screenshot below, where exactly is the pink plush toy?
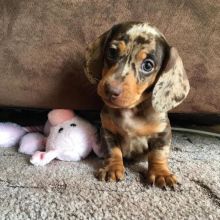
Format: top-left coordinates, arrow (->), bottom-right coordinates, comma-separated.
31,109 -> 102,166
0,109 -> 103,165
0,123 -> 46,154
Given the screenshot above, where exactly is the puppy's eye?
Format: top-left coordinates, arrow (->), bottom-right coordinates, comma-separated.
58,128 -> 64,133
70,123 -> 76,127
106,47 -> 118,60
141,59 -> 154,74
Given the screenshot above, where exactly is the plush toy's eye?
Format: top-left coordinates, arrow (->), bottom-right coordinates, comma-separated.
70,123 -> 76,127
58,127 -> 64,133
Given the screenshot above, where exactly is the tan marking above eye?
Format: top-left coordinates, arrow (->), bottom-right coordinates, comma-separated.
136,50 -> 147,61
118,41 -> 127,54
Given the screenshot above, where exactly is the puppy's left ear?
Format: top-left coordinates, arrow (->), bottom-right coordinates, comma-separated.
84,30 -> 112,84
152,47 -> 190,112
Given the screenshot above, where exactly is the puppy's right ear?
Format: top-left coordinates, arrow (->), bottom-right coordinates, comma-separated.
84,30 -> 112,84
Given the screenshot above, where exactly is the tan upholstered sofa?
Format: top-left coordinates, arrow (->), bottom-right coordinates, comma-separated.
0,0 -> 219,113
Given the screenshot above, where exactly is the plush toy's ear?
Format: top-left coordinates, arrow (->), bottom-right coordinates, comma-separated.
84,29 -> 112,84
152,47 -> 190,112
48,109 -> 75,126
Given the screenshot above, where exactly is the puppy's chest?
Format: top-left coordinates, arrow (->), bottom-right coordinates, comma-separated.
102,108 -> 165,136
101,108 -> 166,158
118,110 -> 147,135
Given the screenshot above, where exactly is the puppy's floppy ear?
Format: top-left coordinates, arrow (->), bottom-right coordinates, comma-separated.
152,47 -> 190,112
84,30 -> 112,84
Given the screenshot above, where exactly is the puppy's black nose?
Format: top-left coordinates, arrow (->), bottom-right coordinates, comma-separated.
104,83 -> 122,99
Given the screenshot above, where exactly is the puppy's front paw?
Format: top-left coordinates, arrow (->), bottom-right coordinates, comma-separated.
146,168 -> 177,188
96,159 -> 125,182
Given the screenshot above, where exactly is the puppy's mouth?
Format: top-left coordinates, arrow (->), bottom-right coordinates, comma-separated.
101,95 -> 142,109
102,98 -> 126,108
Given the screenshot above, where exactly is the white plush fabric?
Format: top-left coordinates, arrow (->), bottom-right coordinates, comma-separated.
19,133 -> 45,155
0,122 -> 46,155
31,116 -> 101,166
0,123 -> 26,148
0,111 -> 101,164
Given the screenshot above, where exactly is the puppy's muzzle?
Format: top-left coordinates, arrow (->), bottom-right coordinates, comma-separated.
104,82 -> 122,100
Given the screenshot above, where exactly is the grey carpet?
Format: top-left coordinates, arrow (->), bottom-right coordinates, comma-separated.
0,132 -> 220,220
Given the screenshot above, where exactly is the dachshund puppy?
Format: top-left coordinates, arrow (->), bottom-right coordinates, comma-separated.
85,21 -> 190,188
